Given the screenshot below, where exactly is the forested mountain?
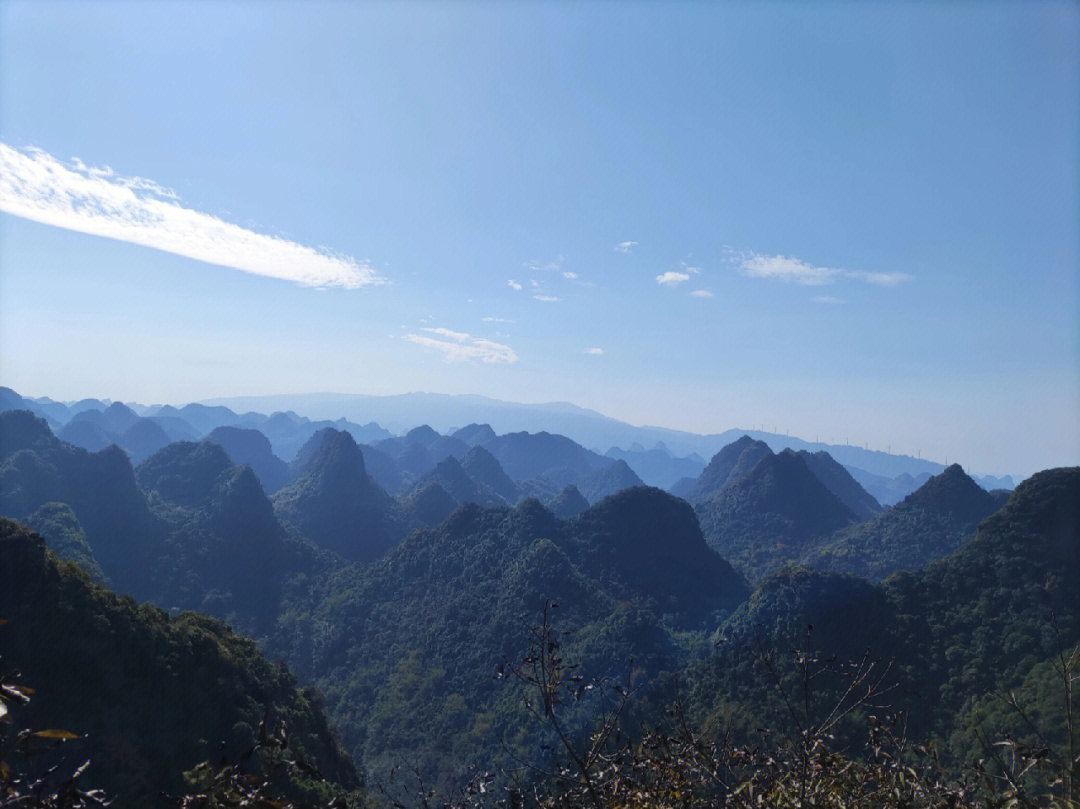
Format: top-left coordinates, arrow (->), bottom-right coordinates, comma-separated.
805,463 -> 1005,579
690,467 -> 1080,768
1,400 -> 1073,806
272,428 -> 407,562
0,519 -> 360,809
261,487 -> 747,793
695,448 -> 859,582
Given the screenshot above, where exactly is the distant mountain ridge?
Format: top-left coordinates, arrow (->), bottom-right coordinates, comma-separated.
2,386 -> 1016,490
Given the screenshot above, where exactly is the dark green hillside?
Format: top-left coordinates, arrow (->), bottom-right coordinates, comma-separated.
400,481 -> 458,527
806,463 -> 1002,580
569,487 -> 748,627
689,467 -> 1080,771
266,490 -> 747,793
0,518 -> 360,809
273,428 -> 407,562
137,441 -> 302,630
24,501 -> 105,581
546,483 -> 589,519
695,449 -> 858,583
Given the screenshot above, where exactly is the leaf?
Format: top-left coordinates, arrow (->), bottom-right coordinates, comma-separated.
32,728 -> 80,740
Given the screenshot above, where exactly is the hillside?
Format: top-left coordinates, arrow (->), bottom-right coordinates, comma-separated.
0,518 -> 360,808
806,464 -> 1003,579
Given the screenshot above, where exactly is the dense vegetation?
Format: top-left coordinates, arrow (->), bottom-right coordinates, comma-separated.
0,519 -> 360,808
1,401 -> 1075,808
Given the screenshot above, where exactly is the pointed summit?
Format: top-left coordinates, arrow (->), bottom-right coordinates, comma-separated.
273,428 -> 405,561
695,436 -> 772,500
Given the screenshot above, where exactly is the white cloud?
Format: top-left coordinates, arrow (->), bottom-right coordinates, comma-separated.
656,271 -> 691,286
527,257 -> 564,273
584,347 -> 604,355
812,295 -> 845,304
482,316 -> 514,323
533,294 -> 560,302
0,143 -> 381,288
738,252 -> 912,287
615,241 -> 638,254
423,327 -> 470,342
562,271 -> 578,280
507,279 -> 523,291
691,289 -> 714,298
404,328 -> 517,364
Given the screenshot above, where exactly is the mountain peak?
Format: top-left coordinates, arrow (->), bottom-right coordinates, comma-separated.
901,463 -> 995,525
696,435 -> 773,498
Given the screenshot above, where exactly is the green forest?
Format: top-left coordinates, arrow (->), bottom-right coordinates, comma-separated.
1,404 -> 1077,808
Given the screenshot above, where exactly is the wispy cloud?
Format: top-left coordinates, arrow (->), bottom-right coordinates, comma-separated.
615,241 -> 638,254
533,293 -> 560,302
404,327 -> 517,364
691,289 -> 714,298
812,295 -> 845,304
584,347 -> 604,355
507,279 -> 523,291
656,271 -> 691,286
0,143 -> 381,288
562,271 -> 578,280
527,256 -> 565,274
738,252 -> 911,287
482,316 -> 514,323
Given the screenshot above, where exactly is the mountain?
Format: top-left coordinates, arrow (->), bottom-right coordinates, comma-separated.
204,425 -> 293,493
357,442 -> 410,494
272,428 -> 407,562
418,454 -> 505,507
569,487 -> 749,626
461,444 -> 520,502
695,449 -> 858,583
24,500 -> 105,581
263,489 -> 747,792
0,518 -> 359,808
199,391 -> 952,481
806,464 -> 1003,580
604,443 -> 706,489
795,449 -> 881,520
57,417 -> 113,452
0,410 -> 160,595
399,481 -> 458,527
691,467 -> 1080,759
483,430 -> 611,484
847,466 -> 934,506
692,435 -> 774,501
451,422 -> 497,446
546,484 -> 589,519
119,417 -> 172,464
578,458 -> 645,502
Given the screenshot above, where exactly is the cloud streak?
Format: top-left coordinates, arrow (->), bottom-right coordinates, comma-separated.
0,143 -> 381,289
738,252 -> 911,287
615,241 -> 637,254
404,327 -> 517,364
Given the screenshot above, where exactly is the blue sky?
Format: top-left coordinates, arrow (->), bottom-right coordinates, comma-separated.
1,1 -> 1077,476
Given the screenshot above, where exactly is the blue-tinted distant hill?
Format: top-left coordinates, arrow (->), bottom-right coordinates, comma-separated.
198,391 -> 963,481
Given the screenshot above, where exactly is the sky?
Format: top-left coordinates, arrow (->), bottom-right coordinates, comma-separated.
1,1 -> 1077,477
